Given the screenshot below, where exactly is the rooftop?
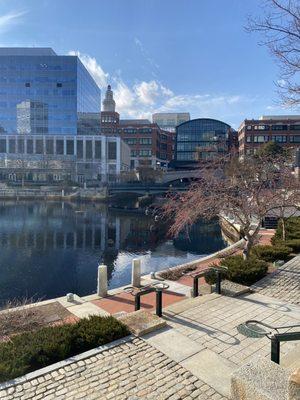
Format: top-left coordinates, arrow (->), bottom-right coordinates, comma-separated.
0,47 -> 57,56
119,119 -> 152,125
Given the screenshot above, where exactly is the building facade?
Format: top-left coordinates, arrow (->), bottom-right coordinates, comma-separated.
152,112 -> 190,132
174,118 -> 234,168
0,134 -> 130,183
0,47 -> 101,136
0,48 -> 132,183
100,85 -> 120,136
117,120 -> 174,169
238,115 -> 300,157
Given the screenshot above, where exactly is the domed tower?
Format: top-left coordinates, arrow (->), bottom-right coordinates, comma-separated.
100,85 -> 119,136
102,85 -> 116,112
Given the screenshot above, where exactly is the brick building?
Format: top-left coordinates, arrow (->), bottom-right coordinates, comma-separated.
117,120 -> 174,170
238,115 -> 300,157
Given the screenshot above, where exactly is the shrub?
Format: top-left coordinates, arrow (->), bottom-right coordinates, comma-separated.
273,217 -> 300,242
0,315 -> 129,383
252,245 -> 292,262
204,255 -> 268,286
271,238 -> 300,253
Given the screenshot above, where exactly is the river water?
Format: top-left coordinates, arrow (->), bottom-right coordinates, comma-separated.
0,200 -> 227,305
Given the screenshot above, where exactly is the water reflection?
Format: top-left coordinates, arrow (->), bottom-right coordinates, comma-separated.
0,201 -> 226,305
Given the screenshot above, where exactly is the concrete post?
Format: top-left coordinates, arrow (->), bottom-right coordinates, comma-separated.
97,264 -> 108,297
132,258 -> 141,287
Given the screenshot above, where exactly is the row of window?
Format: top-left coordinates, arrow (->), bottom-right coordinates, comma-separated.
0,138 -> 117,160
124,138 -> 152,145
246,124 -> 300,131
246,135 -> 300,143
130,149 -> 152,157
118,128 -> 153,134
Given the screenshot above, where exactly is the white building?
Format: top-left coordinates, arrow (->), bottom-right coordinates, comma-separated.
0,135 -> 130,184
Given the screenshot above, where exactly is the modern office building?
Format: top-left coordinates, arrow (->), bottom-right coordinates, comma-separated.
174,118 -> 235,168
238,115 -> 300,157
0,47 -> 101,136
118,120 -> 174,169
0,48 -> 131,183
152,112 -> 190,132
100,85 -> 120,136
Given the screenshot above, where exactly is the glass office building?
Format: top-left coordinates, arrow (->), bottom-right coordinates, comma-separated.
0,47 -> 101,136
175,118 -> 231,167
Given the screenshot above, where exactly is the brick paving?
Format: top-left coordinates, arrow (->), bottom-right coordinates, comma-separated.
0,338 -> 227,400
165,292 -> 300,367
251,254 -> 300,305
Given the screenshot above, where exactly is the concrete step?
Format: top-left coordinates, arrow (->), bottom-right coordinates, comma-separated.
181,349 -> 237,398
281,342 -> 300,369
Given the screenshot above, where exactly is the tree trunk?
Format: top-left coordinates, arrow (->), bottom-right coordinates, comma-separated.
243,238 -> 253,260
281,218 -> 286,241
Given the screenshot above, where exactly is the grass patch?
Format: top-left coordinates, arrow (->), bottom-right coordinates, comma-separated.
0,315 -> 129,383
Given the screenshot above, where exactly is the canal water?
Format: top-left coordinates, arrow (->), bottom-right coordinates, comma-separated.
0,201 -> 227,305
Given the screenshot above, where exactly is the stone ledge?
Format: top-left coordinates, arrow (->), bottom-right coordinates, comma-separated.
117,310 -> 166,336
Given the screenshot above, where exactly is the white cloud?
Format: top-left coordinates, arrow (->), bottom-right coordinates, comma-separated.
68,51 -> 108,89
72,50 -> 257,125
0,10 -> 26,32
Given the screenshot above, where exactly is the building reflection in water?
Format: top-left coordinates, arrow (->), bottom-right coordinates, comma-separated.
0,201 -> 226,305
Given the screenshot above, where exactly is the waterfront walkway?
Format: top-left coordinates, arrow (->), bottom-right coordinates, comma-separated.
0,243 -> 299,399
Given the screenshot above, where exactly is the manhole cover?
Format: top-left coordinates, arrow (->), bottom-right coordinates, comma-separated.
237,322 -> 267,338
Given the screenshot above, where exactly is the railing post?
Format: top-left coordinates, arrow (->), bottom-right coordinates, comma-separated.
135,293 -> 141,311
271,336 -> 280,364
216,271 -> 222,295
97,264 -> 107,297
193,276 -> 199,297
132,258 -> 141,287
156,289 -> 163,317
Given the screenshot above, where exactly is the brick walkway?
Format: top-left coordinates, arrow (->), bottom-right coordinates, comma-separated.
164,292 -> 300,367
0,338 -> 227,400
251,254 -> 300,305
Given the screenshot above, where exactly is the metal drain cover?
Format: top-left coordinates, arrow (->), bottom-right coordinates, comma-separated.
237,322 -> 267,338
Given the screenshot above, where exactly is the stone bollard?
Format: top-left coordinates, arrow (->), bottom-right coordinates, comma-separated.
97,264 -> 108,297
131,258 -> 141,287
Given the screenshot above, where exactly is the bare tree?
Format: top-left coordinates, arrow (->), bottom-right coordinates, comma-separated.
247,0 -> 300,106
163,154 -> 300,260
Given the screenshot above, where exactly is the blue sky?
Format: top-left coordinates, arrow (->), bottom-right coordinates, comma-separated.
0,0 -> 295,128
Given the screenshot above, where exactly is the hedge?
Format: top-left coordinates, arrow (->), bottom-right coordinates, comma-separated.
251,245 -> 292,262
205,255 -> 268,286
0,315 -> 129,383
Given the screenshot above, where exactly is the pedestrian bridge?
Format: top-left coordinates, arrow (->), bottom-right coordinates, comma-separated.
159,169 -> 200,184
108,183 -> 188,195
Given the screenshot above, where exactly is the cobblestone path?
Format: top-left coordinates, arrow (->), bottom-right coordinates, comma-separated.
0,338 -> 227,400
251,255 -> 300,305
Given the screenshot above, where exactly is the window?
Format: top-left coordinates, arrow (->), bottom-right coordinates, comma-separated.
246,136 -> 252,143
108,142 -> 117,160
272,125 -> 287,131
254,125 -> 269,131
66,140 -> 74,155
56,83 -> 62,88
35,139 -> 43,154
8,139 -> 16,154
86,140 -> 93,159
124,138 -> 137,145
77,140 -> 83,159
272,135 -> 287,143
27,139 -> 33,154
140,138 -> 152,145
139,149 -> 152,156
246,125 -> 252,130
56,139 -> 64,155
95,141 -> 101,159
0,139 -> 6,153
290,124 -> 300,130
18,139 -> 24,153
131,150 -> 137,157
46,139 -> 54,155
253,135 -> 269,143
25,82 -> 30,87
290,135 -> 300,143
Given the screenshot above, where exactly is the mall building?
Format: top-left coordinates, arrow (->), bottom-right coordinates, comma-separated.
0,47 -> 130,183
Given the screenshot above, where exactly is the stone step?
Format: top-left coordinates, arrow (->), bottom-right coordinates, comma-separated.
163,293 -> 221,315
181,349 -> 237,398
281,342 -> 300,369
